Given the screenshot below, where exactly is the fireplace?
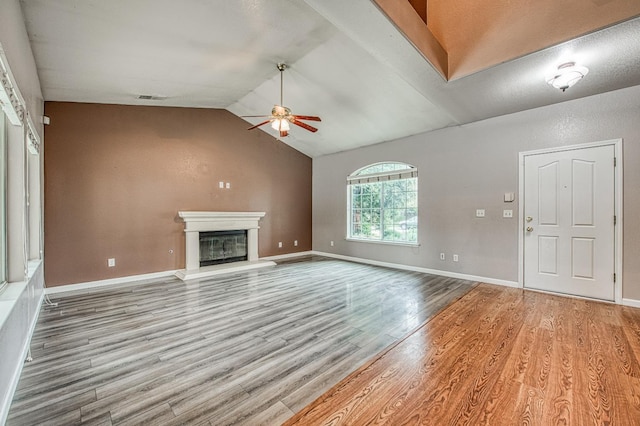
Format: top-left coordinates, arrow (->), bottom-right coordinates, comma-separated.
199,230 -> 248,266
175,211 -> 275,281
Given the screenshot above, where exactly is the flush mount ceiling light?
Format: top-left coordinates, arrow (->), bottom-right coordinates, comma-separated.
546,62 -> 589,92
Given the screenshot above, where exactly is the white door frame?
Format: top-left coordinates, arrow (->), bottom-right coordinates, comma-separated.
518,139 -> 623,304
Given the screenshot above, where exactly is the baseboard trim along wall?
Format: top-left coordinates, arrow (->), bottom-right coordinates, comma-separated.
45,252 -> 316,297
623,298 -> 640,308
311,251 -> 520,288
45,270 -> 179,297
260,251 -> 314,261
43,250 -> 638,307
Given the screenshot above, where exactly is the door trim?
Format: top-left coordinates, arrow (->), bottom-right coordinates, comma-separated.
518,139 -> 623,304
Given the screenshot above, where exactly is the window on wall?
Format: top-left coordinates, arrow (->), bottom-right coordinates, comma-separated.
0,113 -> 7,290
347,162 -> 418,244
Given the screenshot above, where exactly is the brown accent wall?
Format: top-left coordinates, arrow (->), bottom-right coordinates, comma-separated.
44,102 -> 312,286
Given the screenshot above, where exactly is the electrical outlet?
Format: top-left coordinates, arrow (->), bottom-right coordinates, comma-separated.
278,242 -> 282,248
453,254 -> 459,262
440,252 -> 445,261
476,209 -> 485,218
225,182 -> 230,189
330,241 -> 334,247
503,209 -> 513,218
294,240 -> 298,246
108,258 -> 115,267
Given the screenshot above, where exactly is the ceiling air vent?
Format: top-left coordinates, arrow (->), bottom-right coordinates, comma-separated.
137,94 -> 167,100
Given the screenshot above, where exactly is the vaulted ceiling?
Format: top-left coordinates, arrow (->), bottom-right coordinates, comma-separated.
399,0 -> 640,79
19,0 -> 640,157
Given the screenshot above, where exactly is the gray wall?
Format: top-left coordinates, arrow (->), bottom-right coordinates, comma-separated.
313,85 -> 640,300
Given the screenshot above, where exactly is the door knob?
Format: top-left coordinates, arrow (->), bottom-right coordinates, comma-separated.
526,216 -> 533,222
526,226 -> 533,232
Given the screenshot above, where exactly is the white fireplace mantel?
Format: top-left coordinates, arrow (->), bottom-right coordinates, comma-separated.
175,211 -> 275,281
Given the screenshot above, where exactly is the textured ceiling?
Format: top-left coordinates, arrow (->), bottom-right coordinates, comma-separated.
19,0 -> 640,157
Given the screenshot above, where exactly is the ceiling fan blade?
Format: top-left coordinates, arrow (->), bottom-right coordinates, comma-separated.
247,120 -> 272,130
292,119 -> 318,133
280,130 -> 288,138
293,115 -> 321,122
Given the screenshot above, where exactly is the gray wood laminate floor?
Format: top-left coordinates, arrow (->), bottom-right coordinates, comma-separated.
8,256 -> 475,425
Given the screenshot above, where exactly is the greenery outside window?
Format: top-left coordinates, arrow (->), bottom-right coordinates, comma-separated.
347,162 -> 418,244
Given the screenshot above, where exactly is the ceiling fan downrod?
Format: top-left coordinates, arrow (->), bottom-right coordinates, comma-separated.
277,63 -> 287,106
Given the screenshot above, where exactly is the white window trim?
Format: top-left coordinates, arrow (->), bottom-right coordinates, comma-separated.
0,113 -> 6,292
0,46 -> 25,126
345,237 -> 420,247
346,162 -> 418,244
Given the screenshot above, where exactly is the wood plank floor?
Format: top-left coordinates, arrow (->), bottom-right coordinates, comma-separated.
7,256 -> 474,425
285,283 -> 640,425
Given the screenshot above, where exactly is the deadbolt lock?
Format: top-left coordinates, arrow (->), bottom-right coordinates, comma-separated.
526,216 -> 533,222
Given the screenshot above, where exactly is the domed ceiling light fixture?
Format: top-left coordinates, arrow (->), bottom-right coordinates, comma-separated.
546,62 -> 589,92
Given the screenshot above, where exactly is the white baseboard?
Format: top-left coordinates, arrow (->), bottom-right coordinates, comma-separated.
45,253 -> 316,297
311,251 -> 520,288
260,251 -> 313,261
45,270 -> 179,297
623,298 -> 640,308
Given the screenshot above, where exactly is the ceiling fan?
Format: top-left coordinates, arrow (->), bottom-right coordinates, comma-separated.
245,63 -> 321,138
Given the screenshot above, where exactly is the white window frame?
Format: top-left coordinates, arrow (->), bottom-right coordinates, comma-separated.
0,43 -> 29,288
347,162 -> 418,245
0,113 -> 7,291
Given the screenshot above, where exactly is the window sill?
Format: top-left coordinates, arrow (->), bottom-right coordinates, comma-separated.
345,238 -> 420,248
27,259 -> 42,280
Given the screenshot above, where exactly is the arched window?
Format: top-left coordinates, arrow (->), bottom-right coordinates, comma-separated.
347,162 -> 418,244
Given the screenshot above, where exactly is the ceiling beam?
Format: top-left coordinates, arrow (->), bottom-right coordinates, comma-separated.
372,0 -> 448,79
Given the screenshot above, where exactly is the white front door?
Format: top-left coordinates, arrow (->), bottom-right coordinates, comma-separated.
523,144 -> 615,301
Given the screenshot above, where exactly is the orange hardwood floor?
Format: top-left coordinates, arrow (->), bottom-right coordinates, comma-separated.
285,284 -> 640,425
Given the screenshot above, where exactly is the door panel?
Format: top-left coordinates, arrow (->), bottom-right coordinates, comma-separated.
524,145 -> 614,301
538,162 -> 559,225
571,237 -> 594,279
572,160 -> 595,226
538,236 -> 558,275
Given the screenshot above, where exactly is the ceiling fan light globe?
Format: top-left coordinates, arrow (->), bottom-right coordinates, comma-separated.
271,119 -> 290,131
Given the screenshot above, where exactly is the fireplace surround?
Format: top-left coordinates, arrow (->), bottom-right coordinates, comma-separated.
175,211 -> 275,281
